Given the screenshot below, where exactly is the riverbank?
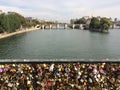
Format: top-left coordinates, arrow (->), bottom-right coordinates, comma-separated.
0,27 -> 40,39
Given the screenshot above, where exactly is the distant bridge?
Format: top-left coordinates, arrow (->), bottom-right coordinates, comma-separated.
36,22 -> 120,30
111,22 -> 120,29
35,23 -> 88,30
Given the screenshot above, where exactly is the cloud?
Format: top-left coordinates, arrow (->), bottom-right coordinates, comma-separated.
0,5 -> 23,13
0,0 -> 120,22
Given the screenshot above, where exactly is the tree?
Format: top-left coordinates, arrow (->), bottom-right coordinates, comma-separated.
31,19 -> 40,27
0,13 -> 10,33
89,17 -> 112,32
14,13 -> 27,28
0,12 -> 38,33
7,13 -> 21,32
74,18 -> 86,24
100,18 -> 112,31
89,17 -> 100,30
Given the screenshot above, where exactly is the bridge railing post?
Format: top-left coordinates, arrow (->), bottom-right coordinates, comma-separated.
42,25 -> 45,30
79,24 -> 83,30
49,24 -> 52,29
56,24 -> 59,29
72,24 -> 75,29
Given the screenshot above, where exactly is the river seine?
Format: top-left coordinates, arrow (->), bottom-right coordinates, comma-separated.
0,29 -> 120,61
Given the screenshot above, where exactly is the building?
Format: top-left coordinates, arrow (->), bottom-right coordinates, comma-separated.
86,18 -> 91,25
82,16 -> 90,20
70,19 -> 77,24
114,18 -> 117,22
81,16 -> 91,25
25,17 -> 33,22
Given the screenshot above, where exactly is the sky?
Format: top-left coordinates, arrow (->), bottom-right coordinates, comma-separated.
0,0 -> 120,22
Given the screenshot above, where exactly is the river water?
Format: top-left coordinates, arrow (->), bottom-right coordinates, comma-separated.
0,29 -> 120,61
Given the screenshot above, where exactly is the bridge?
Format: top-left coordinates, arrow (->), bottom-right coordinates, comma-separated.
36,22 -> 120,30
35,23 -> 88,30
111,21 -> 120,29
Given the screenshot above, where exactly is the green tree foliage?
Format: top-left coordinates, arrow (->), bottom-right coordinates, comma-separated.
25,19 -> 41,28
89,17 -> 100,30
26,22 -> 33,27
0,12 -> 40,33
89,17 -> 112,32
7,13 -> 21,32
31,19 -> 40,27
74,18 -> 85,24
100,18 -> 112,30
14,13 -> 27,28
0,13 -> 10,33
